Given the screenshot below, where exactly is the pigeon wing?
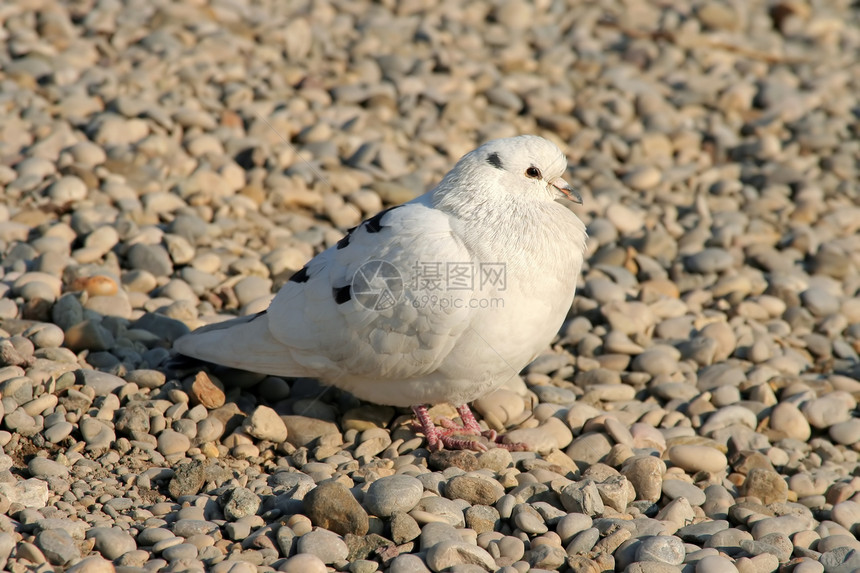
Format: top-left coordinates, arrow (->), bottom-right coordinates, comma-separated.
175,199 -> 477,382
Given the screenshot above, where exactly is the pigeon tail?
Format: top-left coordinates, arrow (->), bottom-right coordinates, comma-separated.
173,311 -> 303,376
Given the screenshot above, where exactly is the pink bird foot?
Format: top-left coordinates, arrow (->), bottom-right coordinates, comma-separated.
411,404 -> 526,451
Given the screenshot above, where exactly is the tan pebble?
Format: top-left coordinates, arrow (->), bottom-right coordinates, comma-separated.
605,443 -> 634,467
831,500 -> 860,531
472,388 -> 526,429
200,442 -> 219,458
188,371 -> 226,409
695,555 -> 739,573
655,497 -> 694,528
565,403 -> 601,433
621,455 -> 666,502
583,384 -> 636,402
283,415 -> 343,448
287,514 -> 313,536
768,402 -> 810,441
542,449 -> 579,474
601,301 -> 657,335
446,475 -> 505,505
14,272 -> 63,298
639,279 -> 680,301
623,166 -> 662,191
743,468 -> 788,504
231,443 -> 259,458
477,448 -> 514,472
425,540 -> 496,572
603,330 -> 645,355
711,275 -> 753,298
222,431 -> 254,447
668,445 -> 727,474
66,556 -> 115,573
244,405 -> 288,442
504,417 -> 572,453
409,509 -> 448,524
745,552 -> 779,573
72,247 -> 108,264
825,482 -> 856,505
698,322 -> 737,362
719,82 -> 756,113
281,553 -> 326,573
69,275 -> 119,296
791,529 -> 819,550
342,405 -> 395,432
492,0 -> 535,29
605,203 -> 645,234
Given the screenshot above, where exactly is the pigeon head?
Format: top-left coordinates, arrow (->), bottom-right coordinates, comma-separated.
433,136 -> 582,214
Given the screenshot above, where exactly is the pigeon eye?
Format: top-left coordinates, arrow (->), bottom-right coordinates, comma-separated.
525,166 -> 542,179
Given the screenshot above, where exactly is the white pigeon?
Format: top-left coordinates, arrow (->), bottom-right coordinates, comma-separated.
174,135 -> 587,450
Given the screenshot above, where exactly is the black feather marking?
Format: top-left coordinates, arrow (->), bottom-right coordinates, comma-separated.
365,205 -> 403,233
289,267 -> 310,283
333,285 -> 351,304
487,152 -> 503,170
337,225 -> 360,250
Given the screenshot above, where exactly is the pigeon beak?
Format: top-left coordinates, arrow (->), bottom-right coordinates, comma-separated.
551,178 -> 583,204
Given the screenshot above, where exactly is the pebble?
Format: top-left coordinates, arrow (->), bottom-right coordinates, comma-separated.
445,475 -> 505,505
27,457 -> 69,479
742,468 -> 788,505
622,455 -> 666,502
803,395 -> 851,430
65,556 -> 115,573
281,553 -> 328,573
769,402 -> 811,441
685,249 -> 735,273
364,475 -> 424,517
157,429 -> 191,457
296,529 -> 349,563
304,480 -> 369,536
662,480 -> 706,507
220,486 -> 261,520
86,527 -> 137,560
0,478 -> 49,508
425,540 -> 496,572
35,529 -> 79,566
244,405 -> 288,442
667,445 -> 728,474
635,535 -> 685,565
696,555 -> 739,572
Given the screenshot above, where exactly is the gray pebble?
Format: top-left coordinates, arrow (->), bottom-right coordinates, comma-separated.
161,543 -> 198,561
35,529 -> 79,566
27,457 -> 69,479
86,527 -> 136,560
126,243 -> 174,276
635,535 -> 685,565
363,475 -> 423,517
221,486 -> 261,521
685,248 -> 734,273
389,554 -> 432,573
800,287 -> 839,317
296,529 -> 349,564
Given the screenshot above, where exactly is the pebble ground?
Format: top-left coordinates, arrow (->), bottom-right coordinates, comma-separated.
0,0 -> 859,572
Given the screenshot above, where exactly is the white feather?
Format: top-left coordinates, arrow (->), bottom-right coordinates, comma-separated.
174,135 -> 588,408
